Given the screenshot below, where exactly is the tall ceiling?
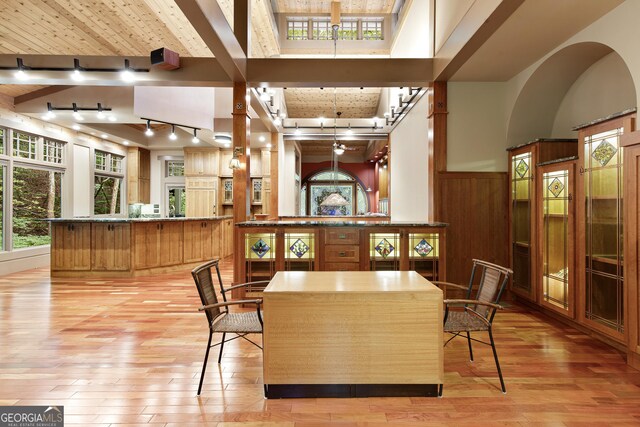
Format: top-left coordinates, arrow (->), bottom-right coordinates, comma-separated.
285,87 -> 380,119
275,0 -> 395,14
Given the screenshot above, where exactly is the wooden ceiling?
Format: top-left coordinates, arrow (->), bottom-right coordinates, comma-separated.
276,0 -> 395,14
285,87 -> 380,118
0,85 -> 47,98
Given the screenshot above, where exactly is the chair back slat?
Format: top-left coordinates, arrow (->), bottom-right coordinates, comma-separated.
470,259 -> 512,318
192,260 -> 225,325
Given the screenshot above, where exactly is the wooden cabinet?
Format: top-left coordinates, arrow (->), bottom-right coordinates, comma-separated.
576,112 -> 635,343
51,223 -> 91,271
537,160 -> 576,318
507,139 -> 578,302
127,147 -> 150,204
133,222 -> 183,269
234,224 -> 447,299
92,223 -> 131,271
185,177 -> 216,217
221,218 -> 234,257
183,220 -> 214,263
184,147 -> 217,176
621,124 -> 640,369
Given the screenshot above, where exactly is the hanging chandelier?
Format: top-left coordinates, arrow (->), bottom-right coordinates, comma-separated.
320,1 -> 349,210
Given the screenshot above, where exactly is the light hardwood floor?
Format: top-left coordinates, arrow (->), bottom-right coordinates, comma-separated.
1,257 -> 640,426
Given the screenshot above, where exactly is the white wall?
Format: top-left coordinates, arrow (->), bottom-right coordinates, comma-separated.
389,94 -> 429,221
447,82 -> 508,171
149,150 -> 184,213
434,0 -> 474,54
72,145 -> 91,216
279,140 -> 299,216
551,52 -> 636,137
391,0 -> 432,58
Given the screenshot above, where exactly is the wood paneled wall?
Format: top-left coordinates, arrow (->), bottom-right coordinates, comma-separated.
436,172 -> 509,286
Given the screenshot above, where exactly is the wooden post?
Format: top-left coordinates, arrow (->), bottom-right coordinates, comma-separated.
233,82 -> 251,284
269,131 -> 279,219
429,81 -> 447,222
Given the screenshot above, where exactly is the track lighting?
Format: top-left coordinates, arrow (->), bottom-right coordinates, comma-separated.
346,123 -> 353,135
120,59 -> 136,82
72,104 -> 83,121
2,57 -> 149,82
71,58 -> 84,81
45,102 -> 111,121
96,103 -> 106,119
260,87 -> 270,102
294,123 -> 301,135
145,120 -> 154,136
169,124 -> 177,140
14,58 -> 29,80
43,102 -> 56,120
192,129 -> 200,144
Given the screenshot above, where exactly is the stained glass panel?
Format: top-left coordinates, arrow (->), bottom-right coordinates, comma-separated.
289,238 -> 309,258
548,177 -> 565,198
515,158 -> 529,178
310,184 -> 353,215
375,238 -> 394,258
414,239 -> 433,257
592,139 -> 617,167
251,238 -> 270,258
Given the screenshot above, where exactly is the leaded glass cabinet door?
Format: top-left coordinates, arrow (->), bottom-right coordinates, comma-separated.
538,162 -> 575,318
509,147 -> 536,301
577,113 -> 632,342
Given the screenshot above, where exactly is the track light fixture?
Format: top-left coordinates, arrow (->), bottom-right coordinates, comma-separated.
45,102 -> 112,121
145,120 -> 154,136
1,57 -> 150,82
140,118 -> 201,143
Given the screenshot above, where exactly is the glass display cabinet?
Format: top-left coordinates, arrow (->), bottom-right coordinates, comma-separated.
244,231 -> 277,282
285,231 -> 315,271
538,160 -> 576,318
575,110 -> 635,342
368,232 -> 401,271
408,232 -> 441,281
508,139 -> 578,302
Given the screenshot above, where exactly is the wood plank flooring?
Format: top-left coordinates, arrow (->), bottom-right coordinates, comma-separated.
1,257 -> 640,426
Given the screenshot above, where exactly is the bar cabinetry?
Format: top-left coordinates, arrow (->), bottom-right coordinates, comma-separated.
234,221 -> 447,299
508,139 -> 578,302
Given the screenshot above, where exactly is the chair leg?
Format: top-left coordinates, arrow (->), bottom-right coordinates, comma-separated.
198,330 -> 213,396
217,332 -> 227,364
466,331 -> 474,362
488,328 -> 506,394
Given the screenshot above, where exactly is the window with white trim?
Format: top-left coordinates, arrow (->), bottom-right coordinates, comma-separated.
13,132 -> 38,160
166,160 -> 185,177
338,19 -> 358,40
312,19 -> 332,40
287,19 -> 308,40
43,139 -> 64,164
362,19 -> 383,40
0,128 -> 5,155
94,150 -> 124,215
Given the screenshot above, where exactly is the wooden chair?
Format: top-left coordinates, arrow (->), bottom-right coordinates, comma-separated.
191,259 -> 269,395
433,259 -> 512,396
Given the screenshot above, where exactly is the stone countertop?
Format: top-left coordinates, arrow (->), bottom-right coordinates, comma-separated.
236,220 -> 448,227
45,216 -> 233,223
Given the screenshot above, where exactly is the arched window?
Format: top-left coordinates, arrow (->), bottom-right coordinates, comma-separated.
301,169 -> 369,216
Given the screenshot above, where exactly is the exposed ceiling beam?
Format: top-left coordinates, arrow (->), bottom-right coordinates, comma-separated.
14,85 -> 74,105
249,90 -> 278,133
248,59 -> 433,87
433,0 -> 525,81
175,0 -> 248,82
0,55 -> 230,87
235,0 -> 251,56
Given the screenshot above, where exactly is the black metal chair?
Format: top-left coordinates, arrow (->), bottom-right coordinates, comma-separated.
191,259 -> 269,395
433,259 -> 512,396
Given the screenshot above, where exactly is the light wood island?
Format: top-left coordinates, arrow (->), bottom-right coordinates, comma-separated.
262,271 -> 443,398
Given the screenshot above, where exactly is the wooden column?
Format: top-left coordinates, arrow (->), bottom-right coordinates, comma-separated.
269,131 -> 279,219
429,81 -> 447,222
233,82 -> 251,284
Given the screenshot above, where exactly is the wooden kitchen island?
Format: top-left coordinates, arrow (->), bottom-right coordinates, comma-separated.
262,271 -> 444,398
47,217 -> 233,277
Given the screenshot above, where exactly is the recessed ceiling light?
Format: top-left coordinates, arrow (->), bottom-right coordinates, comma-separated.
101,134 -> 108,139
72,124 -> 80,130
266,143 -> 272,148
259,135 -> 266,142
122,140 -> 129,145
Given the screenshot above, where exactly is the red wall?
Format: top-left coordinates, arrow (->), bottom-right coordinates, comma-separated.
301,161 -> 378,213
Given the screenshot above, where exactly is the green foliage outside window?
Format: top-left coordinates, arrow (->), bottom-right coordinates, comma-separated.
94,176 -> 122,215
12,167 -> 62,249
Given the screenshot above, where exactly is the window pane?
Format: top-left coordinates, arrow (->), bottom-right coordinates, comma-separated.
167,161 -> 185,177
312,20 -> 331,40
310,184 -> 353,215
309,171 -> 354,181
287,20 -> 308,40
94,175 -> 122,215
338,20 -> 357,40
12,167 -> 62,249
0,128 -> 5,155
357,185 -> 368,214
13,132 -> 38,159
43,139 -> 65,164
110,154 -> 123,173
95,151 -> 107,171
168,187 -> 186,217
362,20 -> 383,40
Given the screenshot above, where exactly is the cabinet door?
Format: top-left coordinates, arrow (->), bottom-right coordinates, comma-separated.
210,220 -> 221,258
51,223 -> 91,271
184,221 -> 207,263
134,223 -> 160,269
186,188 -> 215,217
92,223 -> 131,271
202,221 -> 215,260
159,222 -> 184,266
221,219 -> 233,257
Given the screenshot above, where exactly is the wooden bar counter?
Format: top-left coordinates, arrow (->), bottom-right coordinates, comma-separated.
262,271 -> 443,398
46,217 -> 234,277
